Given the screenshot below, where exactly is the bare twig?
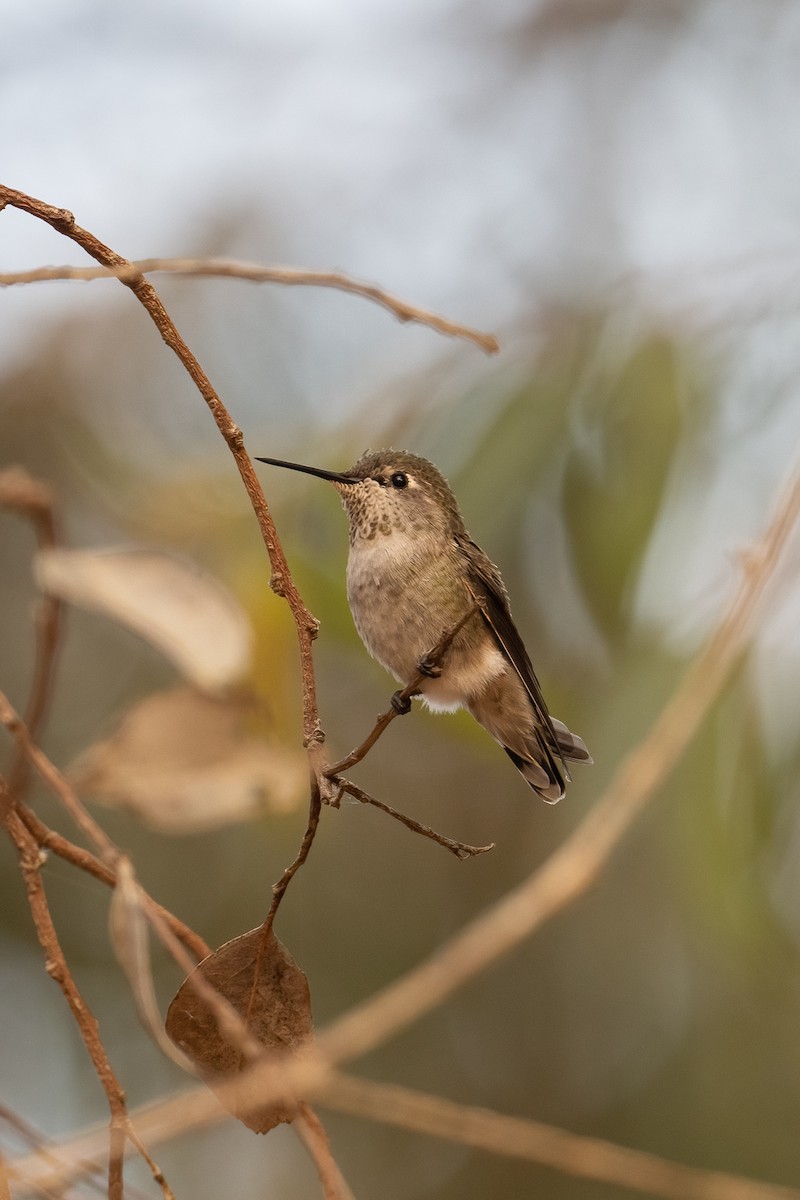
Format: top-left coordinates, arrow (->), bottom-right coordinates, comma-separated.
0,257 -> 500,356
0,688 -> 119,863
294,1103 -> 357,1200
0,468 -> 64,808
265,776 -> 322,930
1,789 -> 147,1200
17,801 -> 210,961
121,1126 -> 175,1200
334,778 -> 493,860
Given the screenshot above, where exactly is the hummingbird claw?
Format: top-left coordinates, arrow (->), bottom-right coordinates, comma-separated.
319,775 -> 344,806
391,690 -> 412,715
417,655 -> 443,679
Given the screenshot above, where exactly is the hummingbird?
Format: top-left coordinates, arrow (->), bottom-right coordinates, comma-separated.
256,450 -> 591,801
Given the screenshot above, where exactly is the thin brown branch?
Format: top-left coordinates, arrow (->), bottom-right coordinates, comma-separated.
335,778 -> 493,860
0,257 -> 500,356
2,781 -> 177,1198
17,802 -> 210,961
2,794 -> 125,1200
121,1126 -> 175,1200
0,468 -> 64,808
265,776 -> 323,930
294,1103 -> 357,1200
315,463 -> 800,1065
0,688 -> 119,863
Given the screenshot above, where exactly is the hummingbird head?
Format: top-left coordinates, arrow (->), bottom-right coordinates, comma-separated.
256,450 -> 466,542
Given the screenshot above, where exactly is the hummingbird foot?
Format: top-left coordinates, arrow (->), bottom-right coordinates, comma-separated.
417,654 -> 443,679
319,775 -> 344,807
391,690 -> 413,715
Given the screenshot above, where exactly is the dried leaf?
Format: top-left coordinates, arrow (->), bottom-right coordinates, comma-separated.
165,927 -> 313,1133
109,857 -> 193,1071
69,687 -> 307,832
35,547 -> 253,690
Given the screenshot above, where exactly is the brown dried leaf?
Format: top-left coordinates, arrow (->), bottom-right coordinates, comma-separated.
35,547 -> 253,690
69,687 -> 307,832
165,927 -> 313,1133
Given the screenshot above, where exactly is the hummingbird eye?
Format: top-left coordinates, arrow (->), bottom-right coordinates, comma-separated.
390,471 -> 409,489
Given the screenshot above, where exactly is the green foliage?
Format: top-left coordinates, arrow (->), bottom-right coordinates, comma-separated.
563,335 -> 684,641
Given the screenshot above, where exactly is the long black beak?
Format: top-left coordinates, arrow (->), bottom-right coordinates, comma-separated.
255,456 -> 359,485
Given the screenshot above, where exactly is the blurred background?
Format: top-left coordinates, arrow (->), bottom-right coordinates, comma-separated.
2,1 -> 800,1197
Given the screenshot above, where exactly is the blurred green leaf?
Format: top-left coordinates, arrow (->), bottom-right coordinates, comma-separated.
564,335 -> 684,641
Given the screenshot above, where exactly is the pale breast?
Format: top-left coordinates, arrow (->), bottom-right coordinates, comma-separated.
345,532 -> 506,707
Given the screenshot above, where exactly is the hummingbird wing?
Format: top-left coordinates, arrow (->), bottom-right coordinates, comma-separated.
457,535 -> 570,787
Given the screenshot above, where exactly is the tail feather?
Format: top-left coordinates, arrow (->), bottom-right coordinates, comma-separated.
504,717 -> 591,804
504,746 -> 564,804
551,717 -> 593,764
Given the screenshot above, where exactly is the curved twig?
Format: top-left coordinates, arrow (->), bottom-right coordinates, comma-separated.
0,257 -> 500,356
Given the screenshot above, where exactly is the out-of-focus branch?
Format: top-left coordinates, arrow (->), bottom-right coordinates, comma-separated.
11,1068 -> 800,1200
0,257 -> 500,355
317,1073 -> 800,1200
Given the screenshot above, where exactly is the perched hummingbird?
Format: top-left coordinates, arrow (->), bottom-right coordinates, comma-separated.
256,450 -> 591,801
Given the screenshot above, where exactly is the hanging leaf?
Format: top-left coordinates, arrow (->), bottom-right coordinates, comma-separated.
165,927 -> 313,1133
69,687 -> 306,832
35,547 -> 253,691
